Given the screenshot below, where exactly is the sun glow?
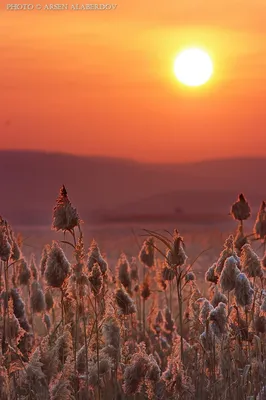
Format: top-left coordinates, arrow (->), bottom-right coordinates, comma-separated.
174,48 -> 213,87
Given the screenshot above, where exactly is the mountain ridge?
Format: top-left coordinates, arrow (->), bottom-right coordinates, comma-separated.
0,150 -> 265,226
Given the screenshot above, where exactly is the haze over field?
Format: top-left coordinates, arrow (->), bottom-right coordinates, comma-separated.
0,150 -> 265,227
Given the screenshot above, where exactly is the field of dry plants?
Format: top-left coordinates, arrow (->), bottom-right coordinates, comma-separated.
1,187 -> 266,400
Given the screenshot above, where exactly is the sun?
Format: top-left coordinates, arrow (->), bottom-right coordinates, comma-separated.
174,48 -> 213,87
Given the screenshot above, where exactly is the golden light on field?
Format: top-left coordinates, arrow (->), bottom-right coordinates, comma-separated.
174,48 -> 213,87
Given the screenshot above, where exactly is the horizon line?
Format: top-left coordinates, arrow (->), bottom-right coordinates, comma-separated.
0,147 -> 266,166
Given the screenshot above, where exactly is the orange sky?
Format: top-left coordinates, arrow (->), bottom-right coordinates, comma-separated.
1,0 -> 266,163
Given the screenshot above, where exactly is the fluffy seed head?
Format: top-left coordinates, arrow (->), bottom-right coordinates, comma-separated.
18,258 -> 31,286
234,224 -> 248,253
205,263 -> 219,284
185,272 -> 196,282
139,237 -> 155,268
130,257 -> 139,281
219,256 -> 241,292
166,231 -> 187,268
209,302 -> 227,338
0,220 -> 11,262
115,287 -> 136,315
87,240 -> 107,275
40,245 -> 50,276
230,193 -> 251,221
241,243 -> 263,278
45,241 -> 71,288
141,275 -> 151,301
88,263 -> 103,297
254,201 -> 266,240
235,272 -> 254,308
102,316 -> 121,350
45,290 -> 54,311
210,286 -> 228,308
199,299 -> 214,325
117,253 -> 131,291
52,185 -> 80,232
30,281 -> 46,313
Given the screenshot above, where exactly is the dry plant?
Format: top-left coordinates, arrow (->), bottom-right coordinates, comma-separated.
1,189 -> 266,400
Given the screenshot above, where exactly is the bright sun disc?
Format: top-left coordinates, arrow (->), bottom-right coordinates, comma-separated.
174,48 -> 213,87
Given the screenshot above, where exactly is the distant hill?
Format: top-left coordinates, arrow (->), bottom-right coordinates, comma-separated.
0,150 -> 265,225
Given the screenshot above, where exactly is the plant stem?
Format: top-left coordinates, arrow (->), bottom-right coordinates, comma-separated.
175,267 -> 184,365
95,297 -> 101,400
82,297 -> 89,393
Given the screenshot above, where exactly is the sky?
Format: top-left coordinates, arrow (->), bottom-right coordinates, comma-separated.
1,0 -> 266,163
